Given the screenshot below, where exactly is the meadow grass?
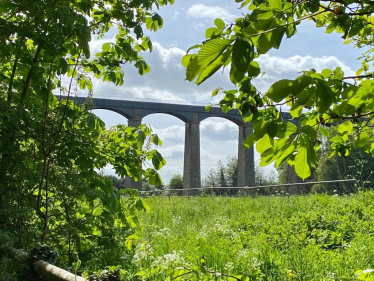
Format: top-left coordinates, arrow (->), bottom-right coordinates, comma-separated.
133,192 -> 374,280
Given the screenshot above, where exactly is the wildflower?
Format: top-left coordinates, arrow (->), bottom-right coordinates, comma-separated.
287,269 -> 297,279
224,261 -> 234,273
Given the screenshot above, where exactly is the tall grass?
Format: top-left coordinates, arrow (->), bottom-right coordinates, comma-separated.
131,193 -> 374,280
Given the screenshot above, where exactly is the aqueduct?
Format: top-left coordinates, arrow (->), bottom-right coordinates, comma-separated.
71,96 -> 296,192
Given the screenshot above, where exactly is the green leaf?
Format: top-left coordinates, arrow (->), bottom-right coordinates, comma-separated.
266,75 -> 313,102
338,121 -> 354,134
248,61 -> 261,77
135,60 -> 150,75
151,151 -> 166,170
186,44 -> 202,54
214,18 -> 225,30
244,133 -> 258,148
254,120 -> 270,138
92,206 -> 103,216
186,56 -> 202,81
275,140 -> 296,167
58,57 -> 68,75
181,54 -> 192,67
249,9 -> 275,21
316,81 -> 333,113
102,42 -> 111,52
286,22 -> 297,38
267,122 -> 278,138
86,113 -> 96,128
256,134 -> 272,153
196,48 -> 232,85
197,39 -> 232,67
319,126 -> 330,137
141,37 -> 153,52
232,38 -> 253,73
295,140 -> 311,180
212,87 -> 221,97
301,125 -> 317,139
145,14 -> 164,31
269,0 -> 282,9
134,24 -> 143,39
151,134 -> 163,146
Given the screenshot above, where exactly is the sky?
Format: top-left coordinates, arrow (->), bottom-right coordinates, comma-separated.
85,0 -> 363,184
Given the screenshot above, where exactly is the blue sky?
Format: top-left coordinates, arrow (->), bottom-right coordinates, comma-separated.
87,1 -> 362,184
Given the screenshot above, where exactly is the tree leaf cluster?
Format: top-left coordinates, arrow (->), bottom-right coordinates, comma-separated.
183,0 -> 374,180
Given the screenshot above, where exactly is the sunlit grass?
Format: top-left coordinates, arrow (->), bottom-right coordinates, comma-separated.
132,193 -> 374,280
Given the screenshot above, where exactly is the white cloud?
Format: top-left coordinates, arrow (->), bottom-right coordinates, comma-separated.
152,125 -> 185,142
158,145 -> 184,158
201,119 -> 238,141
153,42 -> 185,68
187,4 -> 235,21
253,54 -> 355,93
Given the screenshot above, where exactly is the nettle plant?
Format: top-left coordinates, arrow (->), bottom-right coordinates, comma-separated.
183,0 -> 374,180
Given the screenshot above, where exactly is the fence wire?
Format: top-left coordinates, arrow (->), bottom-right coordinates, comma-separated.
139,179 -> 357,197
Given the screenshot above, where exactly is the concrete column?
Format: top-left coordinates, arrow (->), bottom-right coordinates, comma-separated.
183,113 -> 201,196
287,119 -> 303,194
125,109 -> 142,191
238,122 -> 255,196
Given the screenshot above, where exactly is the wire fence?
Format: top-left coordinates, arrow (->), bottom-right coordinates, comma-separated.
139,179 -> 357,198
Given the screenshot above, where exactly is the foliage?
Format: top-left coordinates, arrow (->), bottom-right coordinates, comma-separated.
276,127 -> 374,193
313,127 -> 374,193
167,174 -> 184,196
135,193 -> 374,280
106,175 -> 126,190
0,0 -> 173,276
84,265 -> 126,281
203,155 -> 278,195
183,0 -> 374,180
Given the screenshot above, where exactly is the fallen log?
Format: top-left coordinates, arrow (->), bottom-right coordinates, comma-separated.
1,246 -> 85,281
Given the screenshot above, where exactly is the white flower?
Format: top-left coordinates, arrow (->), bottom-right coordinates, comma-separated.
224,261 -> 234,273
132,243 -> 154,265
153,227 -> 172,238
151,250 -> 186,271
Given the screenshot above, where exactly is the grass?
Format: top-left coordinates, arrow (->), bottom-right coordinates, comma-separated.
132,192 -> 374,280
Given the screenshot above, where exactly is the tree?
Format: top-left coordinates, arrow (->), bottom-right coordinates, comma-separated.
202,155 -> 279,195
0,0 -> 173,273
183,0 -> 374,180
313,127 -> 374,193
168,174 -> 183,195
106,175 -> 126,189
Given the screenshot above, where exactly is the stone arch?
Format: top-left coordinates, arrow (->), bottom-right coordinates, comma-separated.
142,111 -> 190,123
92,106 -> 132,120
91,108 -> 130,129
200,114 -> 243,126
199,117 -> 240,191
142,113 -> 186,187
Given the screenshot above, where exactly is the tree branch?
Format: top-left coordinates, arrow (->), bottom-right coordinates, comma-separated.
20,45 -> 42,104
343,74 -> 373,80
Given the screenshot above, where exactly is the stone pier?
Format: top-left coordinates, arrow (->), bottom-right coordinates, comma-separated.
238,122 -> 255,196
124,109 -> 142,191
183,113 -> 201,196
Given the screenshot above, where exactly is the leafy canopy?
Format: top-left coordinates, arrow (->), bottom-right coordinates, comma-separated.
183,0 -> 374,180
182,0 -> 374,179
0,0 -> 173,269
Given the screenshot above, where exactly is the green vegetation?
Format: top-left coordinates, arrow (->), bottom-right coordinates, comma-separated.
184,0 -> 374,180
134,193 -> 374,280
0,0 -> 172,279
2,0 -> 374,280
